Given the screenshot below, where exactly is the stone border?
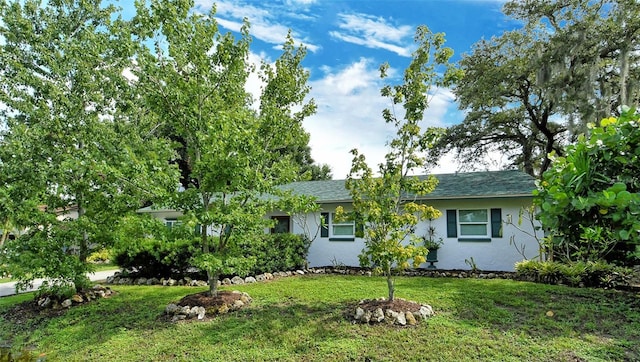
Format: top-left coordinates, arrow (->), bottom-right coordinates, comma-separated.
353,297 -> 435,326
105,267 -> 515,287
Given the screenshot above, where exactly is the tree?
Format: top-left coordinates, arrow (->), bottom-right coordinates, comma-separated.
534,108 -> 640,265
133,1 -> 317,296
439,0 -> 640,178
0,0 -> 176,293
504,0 -> 640,123
284,143 -> 332,181
438,30 -> 567,178
340,26 -> 454,301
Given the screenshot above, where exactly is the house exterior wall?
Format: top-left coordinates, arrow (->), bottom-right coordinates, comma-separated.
282,197 -> 541,272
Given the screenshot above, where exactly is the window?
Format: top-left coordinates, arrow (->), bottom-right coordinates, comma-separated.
446,208 -> 502,241
271,216 -> 290,234
459,209 -> 488,237
165,218 -> 180,229
320,212 -> 358,241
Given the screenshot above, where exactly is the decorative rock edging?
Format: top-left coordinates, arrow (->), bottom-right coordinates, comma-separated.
164,290 -> 253,322
352,297 -> 434,326
105,267 -> 515,287
36,285 -> 115,310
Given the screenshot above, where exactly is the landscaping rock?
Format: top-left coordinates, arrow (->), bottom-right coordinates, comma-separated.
372,308 -> 385,323
165,303 -> 180,314
405,311 -> 417,325
71,294 -> 83,303
244,276 -> 257,284
222,278 -> 232,285
61,299 -> 72,308
194,306 -> 206,320
231,276 -> 244,285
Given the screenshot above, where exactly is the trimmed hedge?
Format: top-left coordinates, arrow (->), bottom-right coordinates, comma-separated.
239,233 -> 311,276
515,259 -> 633,289
113,229 -> 311,279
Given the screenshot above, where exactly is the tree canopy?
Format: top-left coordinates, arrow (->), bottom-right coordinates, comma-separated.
0,0 -> 177,293
132,0 -> 318,296
438,0 -> 640,178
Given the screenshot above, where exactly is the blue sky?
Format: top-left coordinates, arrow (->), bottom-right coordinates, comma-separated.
125,0 -> 523,178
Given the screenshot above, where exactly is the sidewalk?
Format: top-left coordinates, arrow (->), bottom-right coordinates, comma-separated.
0,269 -> 119,298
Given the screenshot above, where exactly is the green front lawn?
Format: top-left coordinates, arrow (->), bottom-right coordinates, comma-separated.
0,275 -> 638,361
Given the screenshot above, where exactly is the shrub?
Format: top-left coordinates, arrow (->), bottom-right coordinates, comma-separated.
87,248 -> 112,263
112,213 -> 312,278
535,109 -> 640,265
111,215 -> 200,278
239,233 -> 312,275
515,260 -> 633,288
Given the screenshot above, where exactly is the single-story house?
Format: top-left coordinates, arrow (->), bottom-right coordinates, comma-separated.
141,170 -> 542,272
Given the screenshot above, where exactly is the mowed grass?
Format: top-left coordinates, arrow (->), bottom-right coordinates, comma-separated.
1,275 -> 639,361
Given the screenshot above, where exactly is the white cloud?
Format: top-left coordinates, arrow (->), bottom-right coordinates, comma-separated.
195,1 -> 321,53
304,58 -> 460,179
330,13 -> 414,57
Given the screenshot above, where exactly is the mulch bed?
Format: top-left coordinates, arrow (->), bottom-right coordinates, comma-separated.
177,290 -> 243,309
357,298 -> 423,314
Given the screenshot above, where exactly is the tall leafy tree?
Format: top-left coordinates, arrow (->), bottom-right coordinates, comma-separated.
504,0 -> 640,123
341,26 -> 453,301
0,0 -> 176,293
439,0 -> 640,178
133,1 -> 317,296
439,30 -> 567,178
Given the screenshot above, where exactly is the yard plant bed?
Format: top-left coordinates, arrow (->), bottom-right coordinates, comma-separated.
0,275 -> 639,361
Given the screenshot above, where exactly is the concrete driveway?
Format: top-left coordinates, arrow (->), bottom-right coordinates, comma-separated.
0,269 -> 119,297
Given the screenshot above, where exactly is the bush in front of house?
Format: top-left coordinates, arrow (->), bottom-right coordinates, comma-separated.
112,214 -> 312,278
515,259 -> 633,288
534,109 -> 640,265
238,233 -> 312,276
111,215 -> 201,278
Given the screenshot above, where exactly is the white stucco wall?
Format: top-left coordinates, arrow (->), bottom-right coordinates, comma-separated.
293,198 -> 541,272
141,196 -> 542,272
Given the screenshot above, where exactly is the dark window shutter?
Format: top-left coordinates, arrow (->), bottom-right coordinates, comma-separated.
320,213 -> 329,238
491,208 -> 502,238
446,210 -> 457,238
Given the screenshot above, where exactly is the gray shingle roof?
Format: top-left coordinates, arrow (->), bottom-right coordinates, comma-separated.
279,170 -> 536,203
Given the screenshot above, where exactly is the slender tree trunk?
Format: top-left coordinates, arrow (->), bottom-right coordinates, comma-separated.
386,266 -> 395,301
208,271 -> 219,297
0,220 -> 10,247
619,45 -> 630,108
77,203 -> 88,263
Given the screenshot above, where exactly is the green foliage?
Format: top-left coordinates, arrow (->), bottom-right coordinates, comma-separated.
132,1 -> 317,295
535,110 -> 640,264
464,257 -> 479,272
441,0 -> 640,177
111,215 -> 199,278
343,25 -> 454,301
0,0 -> 178,294
0,216 -> 94,294
112,214 -> 311,278
239,233 -> 312,275
515,259 -> 633,288
87,249 -> 112,264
